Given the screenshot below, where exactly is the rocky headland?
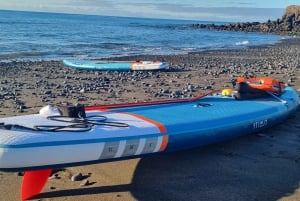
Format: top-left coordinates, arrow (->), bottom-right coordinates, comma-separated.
192,5 -> 300,35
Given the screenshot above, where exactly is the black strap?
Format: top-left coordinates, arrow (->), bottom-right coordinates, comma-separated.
0,115 -> 129,132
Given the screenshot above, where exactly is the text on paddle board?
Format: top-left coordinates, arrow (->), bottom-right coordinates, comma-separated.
253,119 -> 268,129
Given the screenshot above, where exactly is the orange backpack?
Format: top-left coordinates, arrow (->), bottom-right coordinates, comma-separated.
236,77 -> 285,94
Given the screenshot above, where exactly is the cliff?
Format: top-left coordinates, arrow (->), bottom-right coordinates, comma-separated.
192,5 -> 300,35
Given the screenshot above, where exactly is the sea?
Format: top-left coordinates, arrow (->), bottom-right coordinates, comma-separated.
0,10 -> 283,62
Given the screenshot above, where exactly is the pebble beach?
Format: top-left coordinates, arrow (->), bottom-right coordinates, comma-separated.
0,38 -> 300,201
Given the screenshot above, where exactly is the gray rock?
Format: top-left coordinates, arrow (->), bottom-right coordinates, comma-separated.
80,179 -> 90,186
71,172 -> 83,181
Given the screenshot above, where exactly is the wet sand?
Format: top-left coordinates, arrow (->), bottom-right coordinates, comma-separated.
0,38 -> 300,201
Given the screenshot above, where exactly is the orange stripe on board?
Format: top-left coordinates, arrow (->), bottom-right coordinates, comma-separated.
85,108 -> 167,133
159,135 -> 169,151
124,112 -> 167,133
85,108 -> 169,151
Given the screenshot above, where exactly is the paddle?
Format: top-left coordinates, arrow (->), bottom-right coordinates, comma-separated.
266,91 -> 287,104
85,90 -> 219,111
21,169 -> 52,201
93,60 -> 166,64
94,60 -> 137,64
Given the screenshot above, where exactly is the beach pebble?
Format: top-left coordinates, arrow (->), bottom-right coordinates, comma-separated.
80,88 -> 86,93
80,179 -> 90,186
17,172 -> 24,176
1,80 -> 8,84
187,84 -> 194,91
162,88 -> 170,94
17,105 -> 24,113
48,173 -> 59,180
44,90 -> 52,95
171,90 -> 182,98
71,172 -> 83,181
204,85 -> 212,90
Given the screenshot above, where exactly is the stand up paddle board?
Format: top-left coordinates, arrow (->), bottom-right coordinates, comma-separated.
62,59 -> 169,71
0,84 -> 299,200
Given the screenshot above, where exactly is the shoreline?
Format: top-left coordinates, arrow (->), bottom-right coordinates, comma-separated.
1,38 -> 299,117
0,38 -> 300,201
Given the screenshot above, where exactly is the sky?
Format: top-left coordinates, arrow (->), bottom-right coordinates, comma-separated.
0,0 -> 299,22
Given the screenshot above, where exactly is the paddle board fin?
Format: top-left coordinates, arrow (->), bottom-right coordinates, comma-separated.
21,169 -> 52,201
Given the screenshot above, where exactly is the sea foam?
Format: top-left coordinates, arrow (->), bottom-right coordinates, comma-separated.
235,40 -> 249,46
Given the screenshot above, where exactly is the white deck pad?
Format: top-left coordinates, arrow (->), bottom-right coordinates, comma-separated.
0,110 -> 162,146
0,109 -> 168,169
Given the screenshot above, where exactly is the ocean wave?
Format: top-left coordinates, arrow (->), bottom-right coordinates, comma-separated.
0,51 -> 42,59
235,40 -> 249,46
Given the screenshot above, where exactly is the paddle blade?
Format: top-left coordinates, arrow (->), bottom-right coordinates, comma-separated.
21,169 -> 52,201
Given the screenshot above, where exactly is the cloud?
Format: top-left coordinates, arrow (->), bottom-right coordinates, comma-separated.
0,0 -> 286,22
112,2 -> 284,21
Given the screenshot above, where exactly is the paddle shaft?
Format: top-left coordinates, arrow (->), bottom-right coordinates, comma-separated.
85,90 -> 219,111
94,60 -> 136,64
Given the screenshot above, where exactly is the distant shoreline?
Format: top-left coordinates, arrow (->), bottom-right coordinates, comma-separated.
191,5 -> 300,36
